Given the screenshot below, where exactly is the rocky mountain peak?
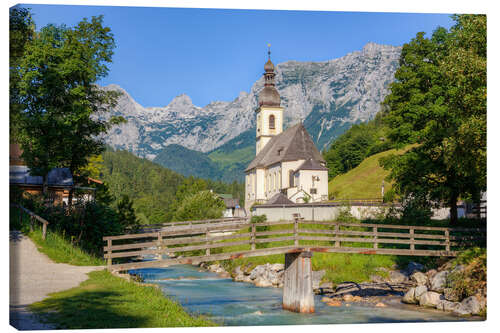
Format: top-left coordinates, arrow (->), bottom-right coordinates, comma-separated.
168,94 -> 196,109
101,43 -> 401,159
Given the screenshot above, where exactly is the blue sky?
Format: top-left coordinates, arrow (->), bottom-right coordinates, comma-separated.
19,4 -> 455,107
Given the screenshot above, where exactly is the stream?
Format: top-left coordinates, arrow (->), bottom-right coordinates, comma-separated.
130,263 -> 481,326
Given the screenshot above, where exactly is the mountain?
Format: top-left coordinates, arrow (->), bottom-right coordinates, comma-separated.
101,43 -> 401,164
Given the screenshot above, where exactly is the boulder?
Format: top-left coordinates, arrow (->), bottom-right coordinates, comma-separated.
410,271 -> 428,286
254,277 -> 273,288
451,264 -> 465,274
414,285 -> 428,302
437,300 -> 461,312
402,288 -> 417,304
406,262 -> 425,275
443,288 -> 461,302
453,296 -> 482,316
389,270 -> 408,283
326,300 -> 342,307
312,270 -> 326,290
426,269 -> 438,280
370,274 -> 386,283
375,302 -> 387,307
430,270 -> 448,292
321,297 -> 332,303
249,265 -> 266,280
208,264 -> 221,272
269,263 -> 284,272
342,294 -> 354,302
419,291 -> 444,308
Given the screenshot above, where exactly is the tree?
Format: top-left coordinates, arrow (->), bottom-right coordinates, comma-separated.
380,15 -> 486,224
10,6 -> 34,141
173,190 -> 225,221
117,195 -> 140,232
17,16 -> 124,199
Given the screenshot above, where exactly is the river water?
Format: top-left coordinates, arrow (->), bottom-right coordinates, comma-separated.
130,264 -> 480,326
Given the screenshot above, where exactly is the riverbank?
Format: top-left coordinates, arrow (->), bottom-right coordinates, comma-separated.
201,253 -> 486,319
29,270 -> 216,329
10,229 -> 217,329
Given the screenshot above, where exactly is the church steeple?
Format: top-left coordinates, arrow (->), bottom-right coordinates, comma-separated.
255,45 -> 284,155
258,45 -> 281,107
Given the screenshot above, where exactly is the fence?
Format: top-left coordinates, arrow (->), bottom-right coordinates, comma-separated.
104,218 -> 485,272
12,204 -> 49,240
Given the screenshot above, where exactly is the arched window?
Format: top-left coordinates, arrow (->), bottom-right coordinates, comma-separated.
289,170 -> 294,187
269,115 -> 275,129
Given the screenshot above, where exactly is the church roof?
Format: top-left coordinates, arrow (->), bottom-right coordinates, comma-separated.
266,193 -> 294,205
296,158 -> 328,171
245,123 -> 326,172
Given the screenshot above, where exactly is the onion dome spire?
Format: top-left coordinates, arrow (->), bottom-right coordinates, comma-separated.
258,44 -> 281,107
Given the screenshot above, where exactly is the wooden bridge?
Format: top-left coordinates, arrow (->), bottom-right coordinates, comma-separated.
104,216 -> 485,313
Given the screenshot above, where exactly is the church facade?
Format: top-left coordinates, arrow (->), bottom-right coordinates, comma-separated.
245,52 -> 329,213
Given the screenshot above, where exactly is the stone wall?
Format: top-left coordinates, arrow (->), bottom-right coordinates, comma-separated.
252,203 -> 465,221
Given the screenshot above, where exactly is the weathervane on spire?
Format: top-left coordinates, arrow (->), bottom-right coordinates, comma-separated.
268,43 -> 271,59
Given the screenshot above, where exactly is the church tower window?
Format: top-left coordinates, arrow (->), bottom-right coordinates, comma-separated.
269,115 -> 275,129
289,170 -> 294,187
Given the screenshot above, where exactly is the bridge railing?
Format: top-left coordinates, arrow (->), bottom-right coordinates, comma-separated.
103,219 -> 486,272
127,217 -> 249,233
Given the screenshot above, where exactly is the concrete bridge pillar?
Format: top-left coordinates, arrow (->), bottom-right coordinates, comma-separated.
282,251 -> 314,313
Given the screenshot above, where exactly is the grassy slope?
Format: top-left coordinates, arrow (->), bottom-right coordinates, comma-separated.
29,270 -> 216,329
29,229 -> 105,266
328,146 -> 413,199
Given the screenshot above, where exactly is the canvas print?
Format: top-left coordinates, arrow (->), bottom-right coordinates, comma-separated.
9,2 -> 487,330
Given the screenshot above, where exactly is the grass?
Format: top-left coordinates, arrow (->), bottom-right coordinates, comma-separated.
328,145 -> 415,199
29,270 -> 216,329
29,228 -> 105,266
208,145 -> 254,168
11,206 -> 104,266
201,219 -> 434,286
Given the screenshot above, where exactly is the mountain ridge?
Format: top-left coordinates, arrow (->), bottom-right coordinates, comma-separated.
101,42 -> 401,163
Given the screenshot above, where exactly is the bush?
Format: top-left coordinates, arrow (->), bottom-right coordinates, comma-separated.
447,247 -> 486,301
173,190 -> 225,221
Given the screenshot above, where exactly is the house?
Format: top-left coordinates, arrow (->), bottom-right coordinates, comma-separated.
9,143 -> 96,205
216,193 -> 246,218
244,50 -> 328,213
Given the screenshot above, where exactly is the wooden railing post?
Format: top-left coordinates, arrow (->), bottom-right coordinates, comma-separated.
294,217 -> 299,247
251,224 -> 256,251
29,216 -> 34,232
334,223 -> 340,248
205,227 -> 210,256
157,232 -> 162,260
445,230 -> 450,252
409,227 -> 415,251
373,226 -> 378,249
42,222 -> 47,240
107,239 -> 112,268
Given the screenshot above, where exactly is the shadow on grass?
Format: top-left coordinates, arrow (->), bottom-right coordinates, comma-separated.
29,291 -> 153,329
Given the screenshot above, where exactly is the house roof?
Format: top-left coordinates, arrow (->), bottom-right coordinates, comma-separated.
296,158 -> 328,171
217,193 -> 233,199
10,166 -> 74,187
266,193 -> 294,205
245,123 -> 325,172
223,198 -> 239,208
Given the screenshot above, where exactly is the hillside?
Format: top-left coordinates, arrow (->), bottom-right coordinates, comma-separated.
100,149 -> 244,224
153,129 -> 255,182
328,147 -> 411,200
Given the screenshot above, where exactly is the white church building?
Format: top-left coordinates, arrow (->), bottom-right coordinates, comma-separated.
245,51 -> 329,213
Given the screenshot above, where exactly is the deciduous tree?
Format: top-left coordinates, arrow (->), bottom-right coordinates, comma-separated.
380,15 -> 486,224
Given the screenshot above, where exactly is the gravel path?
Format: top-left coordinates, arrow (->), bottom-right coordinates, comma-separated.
9,231 -> 104,330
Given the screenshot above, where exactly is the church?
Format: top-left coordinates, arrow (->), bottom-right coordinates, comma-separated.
245,51 -> 329,213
